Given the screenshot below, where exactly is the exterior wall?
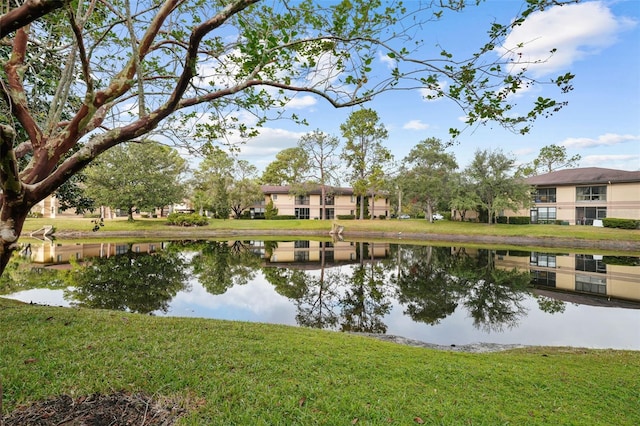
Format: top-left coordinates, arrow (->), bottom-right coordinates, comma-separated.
513,180 -> 640,225
264,188 -> 388,219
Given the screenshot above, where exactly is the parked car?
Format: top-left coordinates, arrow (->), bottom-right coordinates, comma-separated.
398,214 -> 411,219
432,213 -> 444,220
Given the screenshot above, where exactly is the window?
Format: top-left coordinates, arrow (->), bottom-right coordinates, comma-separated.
294,240 -> 310,248
576,186 -> 606,201
575,207 -> 606,225
296,195 -> 310,205
294,250 -> 309,262
575,254 -> 606,273
531,207 -> 556,224
533,188 -> 556,203
272,194 -> 278,200
295,208 -> 310,219
116,245 -> 128,255
575,274 -> 606,295
530,252 -> 557,268
324,195 -> 335,205
321,208 -> 335,219
531,270 -> 556,287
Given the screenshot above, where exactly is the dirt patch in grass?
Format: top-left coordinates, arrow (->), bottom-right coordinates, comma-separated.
2,391 -> 186,425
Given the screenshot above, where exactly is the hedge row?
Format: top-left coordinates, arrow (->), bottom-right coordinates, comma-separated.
166,213 -> 209,226
603,218 -> 639,229
496,216 -> 530,225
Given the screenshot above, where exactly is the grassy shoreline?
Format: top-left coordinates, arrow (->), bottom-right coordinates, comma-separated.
1,298 -> 639,424
21,217 -> 640,253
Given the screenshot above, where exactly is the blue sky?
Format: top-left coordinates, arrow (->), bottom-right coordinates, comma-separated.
229,0 -> 639,176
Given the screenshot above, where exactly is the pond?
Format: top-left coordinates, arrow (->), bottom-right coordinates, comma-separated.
3,239 -> 639,350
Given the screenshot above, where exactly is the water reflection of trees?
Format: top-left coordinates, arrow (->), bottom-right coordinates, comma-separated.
265,242 -> 392,333
183,240 -> 263,295
396,246 -> 531,332
395,246 -> 462,325
64,246 -> 187,314
0,255 -> 67,295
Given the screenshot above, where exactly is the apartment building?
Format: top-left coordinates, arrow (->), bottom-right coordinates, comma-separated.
520,167 -> 640,225
256,185 -> 389,219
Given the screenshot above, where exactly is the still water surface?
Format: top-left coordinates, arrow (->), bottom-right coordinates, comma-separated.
4,239 -> 639,350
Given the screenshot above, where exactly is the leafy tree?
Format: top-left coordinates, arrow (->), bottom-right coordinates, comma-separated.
0,1 -> 577,276
449,172 -> 482,222
401,138 -> 458,222
228,160 -> 263,218
465,149 -> 531,224
340,109 -> 392,219
521,144 -> 582,176
260,147 -> 310,186
84,141 -> 186,220
297,130 -> 341,219
191,147 -> 235,217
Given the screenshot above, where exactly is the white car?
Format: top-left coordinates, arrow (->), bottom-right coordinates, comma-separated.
398,214 -> 411,219
432,213 -> 444,220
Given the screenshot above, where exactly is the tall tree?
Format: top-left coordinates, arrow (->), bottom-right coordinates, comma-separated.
521,144 -> 582,176
0,1 -> 577,275
84,141 -> 186,220
229,159 -> 263,218
340,109 -> 392,219
466,149 -> 531,224
401,138 -> 458,222
191,147 -> 235,217
260,147 -> 310,186
297,130 -> 341,219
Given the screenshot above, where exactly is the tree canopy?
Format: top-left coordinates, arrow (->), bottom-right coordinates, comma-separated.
401,138 -> 458,222
0,0 -> 577,274
84,141 -> 186,220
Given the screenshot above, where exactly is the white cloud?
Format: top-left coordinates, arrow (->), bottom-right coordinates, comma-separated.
403,120 -> 430,130
235,127 -> 307,159
499,2 -> 637,77
285,95 -> 317,109
377,50 -> 396,69
580,154 -> 640,171
560,133 -> 640,148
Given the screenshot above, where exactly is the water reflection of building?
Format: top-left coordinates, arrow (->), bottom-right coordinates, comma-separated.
495,250 -> 640,304
264,241 -> 390,269
27,242 -> 167,267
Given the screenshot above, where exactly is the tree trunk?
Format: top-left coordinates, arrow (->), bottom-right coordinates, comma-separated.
128,206 -> 135,221
0,206 -> 29,278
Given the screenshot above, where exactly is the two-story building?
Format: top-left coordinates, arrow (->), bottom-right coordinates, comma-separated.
522,167 -> 640,225
256,185 -> 389,219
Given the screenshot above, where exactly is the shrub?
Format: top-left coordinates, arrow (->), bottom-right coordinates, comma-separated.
378,215 -> 386,220
603,218 -> 639,229
272,215 -> 297,220
337,215 -> 356,220
166,212 -> 209,226
496,216 -> 508,224
508,216 -> 530,225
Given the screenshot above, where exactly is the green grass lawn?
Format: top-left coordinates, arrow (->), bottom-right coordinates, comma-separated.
1,298 -> 638,425
22,216 -> 640,244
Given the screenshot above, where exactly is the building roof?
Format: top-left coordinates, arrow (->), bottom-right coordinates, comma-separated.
525,167 -> 640,186
261,184 -> 355,195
